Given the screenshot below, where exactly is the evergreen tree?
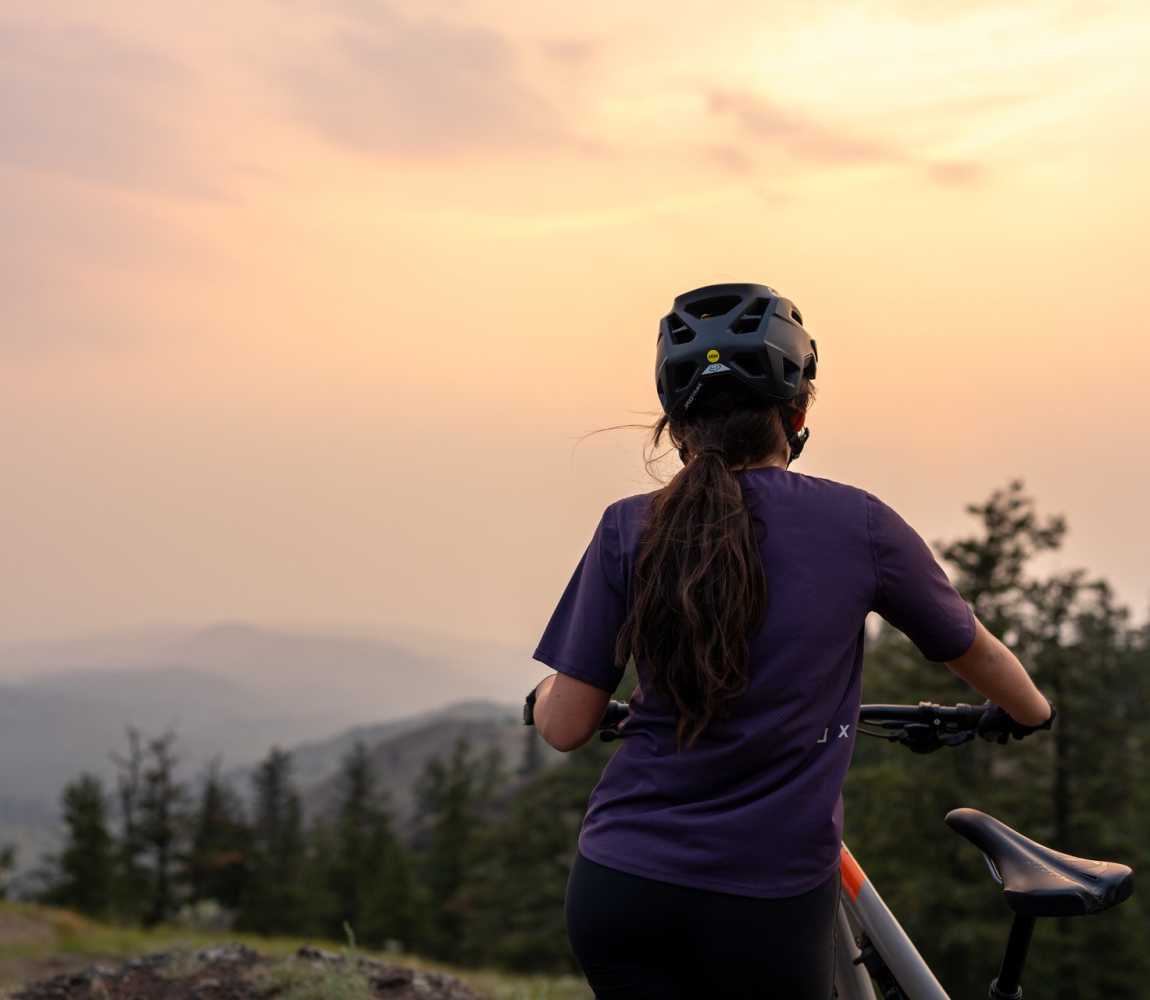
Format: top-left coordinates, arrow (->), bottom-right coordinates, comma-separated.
519,726 -> 544,777
0,844 -> 14,900
186,760 -> 250,910
457,736 -> 617,971
236,747 -> 308,935
44,775 -> 114,915
325,741 -> 379,937
138,731 -> 186,926
453,669 -> 635,971
845,482 -> 1148,998
110,727 -> 150,920
412,737 -> 501,961
322,741 -> 420,948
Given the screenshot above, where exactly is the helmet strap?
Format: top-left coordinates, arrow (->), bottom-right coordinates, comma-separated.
784,410 -> 810,465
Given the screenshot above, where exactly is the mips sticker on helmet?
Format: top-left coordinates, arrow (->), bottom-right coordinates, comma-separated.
706,349 -> 721,363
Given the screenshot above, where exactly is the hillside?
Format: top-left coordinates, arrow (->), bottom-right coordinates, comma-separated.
0,624 -> 544,882
0,623 -> 534,721
0,902 -> 590,999
246,700 -> 563,833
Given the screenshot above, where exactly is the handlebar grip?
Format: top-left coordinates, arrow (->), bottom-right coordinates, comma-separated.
952,702 -> 988,725
601,700 -> 631,729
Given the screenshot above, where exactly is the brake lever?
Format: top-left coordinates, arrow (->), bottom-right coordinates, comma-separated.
895,724 -> 977,754
600,726 -> 630,742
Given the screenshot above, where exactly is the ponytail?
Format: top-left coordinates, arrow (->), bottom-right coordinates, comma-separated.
614,383 -> 811,749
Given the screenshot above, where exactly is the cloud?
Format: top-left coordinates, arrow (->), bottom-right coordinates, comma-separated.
706,144 -> 757,174
0,167 -> 220,358
0,19 -> 217,197
706,89 -> 989,187
926,160 -> 986,186
283,5 -> 571,157
540,37 -> 599,68
707,90 -> 904,166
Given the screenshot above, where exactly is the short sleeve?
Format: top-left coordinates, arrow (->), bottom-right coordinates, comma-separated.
866,493 -> 976,663
532,502 -> 628,693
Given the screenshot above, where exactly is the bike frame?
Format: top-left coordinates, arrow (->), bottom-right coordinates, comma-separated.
831,845 -> 949,1000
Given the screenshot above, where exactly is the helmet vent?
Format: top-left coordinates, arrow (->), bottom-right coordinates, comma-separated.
670,361 -> 696,392
732,353 -> 766,378
790,307 -> 803,325
730,298 -> 770,334
684,295 -> 741,320
666,312 -> 695,345
782,358 -> 801,386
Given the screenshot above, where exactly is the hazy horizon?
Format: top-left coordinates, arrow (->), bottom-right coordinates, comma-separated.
3,0 -> 1148,651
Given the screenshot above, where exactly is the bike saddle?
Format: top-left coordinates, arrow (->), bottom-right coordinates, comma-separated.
945,808 -> 1134,918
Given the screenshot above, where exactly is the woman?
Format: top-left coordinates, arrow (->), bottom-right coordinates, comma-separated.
524,283 -> 1054,999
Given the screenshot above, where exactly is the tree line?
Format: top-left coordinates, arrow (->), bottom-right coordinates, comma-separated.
33,483 -> 1150,996
37,707 -> 607,970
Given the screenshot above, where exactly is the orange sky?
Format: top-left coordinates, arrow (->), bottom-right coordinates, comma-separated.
2,0 -> 1148,650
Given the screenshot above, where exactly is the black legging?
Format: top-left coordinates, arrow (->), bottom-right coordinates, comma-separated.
565,851 -> 839,999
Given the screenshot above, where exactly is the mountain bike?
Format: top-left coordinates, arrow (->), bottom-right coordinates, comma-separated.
545,699 -> 1135,999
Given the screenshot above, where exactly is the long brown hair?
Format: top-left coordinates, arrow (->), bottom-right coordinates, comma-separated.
614,380 -> 814,750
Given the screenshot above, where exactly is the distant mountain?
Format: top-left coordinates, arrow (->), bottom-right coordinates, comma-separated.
0,622 -> 537,720
0,668 -> 337,800
259,700 -> 519,790
0,623 -> 544,880
284,700 -> 563,835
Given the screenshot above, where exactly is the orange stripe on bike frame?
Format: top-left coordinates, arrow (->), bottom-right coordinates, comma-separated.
840,845 -> 866,901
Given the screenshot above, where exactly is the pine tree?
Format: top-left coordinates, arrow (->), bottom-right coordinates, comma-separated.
322,741 -> 419,949
413,736 -> 499,961
0,844 -> 14,900
519,726 -> 543,778
324,741 -> 377,938
186,760 -> 250,911
44,775 -> 114,916
110,727 -> 150,920
845,482 -> 1148,999
236,747 -> 308,935
456,735 -> 617,971
138,731 -> 186,926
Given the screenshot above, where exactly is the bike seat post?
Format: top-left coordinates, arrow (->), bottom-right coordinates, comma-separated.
988,913 -> 1036,1000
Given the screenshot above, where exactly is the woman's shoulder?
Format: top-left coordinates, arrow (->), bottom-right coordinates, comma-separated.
739,466 -> 875,506
603,488 -> 660,526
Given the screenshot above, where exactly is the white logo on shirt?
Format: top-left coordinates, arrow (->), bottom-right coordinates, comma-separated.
816,724 -> 851,745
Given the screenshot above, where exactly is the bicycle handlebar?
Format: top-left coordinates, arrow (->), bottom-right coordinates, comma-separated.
857,701 -> 988,754
592,700 -> 991,751
599,700 -> 631,741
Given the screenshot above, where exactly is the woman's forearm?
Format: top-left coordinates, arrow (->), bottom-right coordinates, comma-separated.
532,672 -> 610,752
945,617 -> 1051,727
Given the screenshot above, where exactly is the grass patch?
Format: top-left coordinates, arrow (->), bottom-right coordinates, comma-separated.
0,902 -> 592,1000
248,957 -> 376,1000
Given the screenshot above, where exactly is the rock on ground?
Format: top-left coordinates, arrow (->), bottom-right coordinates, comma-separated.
10,944 -> 487,1000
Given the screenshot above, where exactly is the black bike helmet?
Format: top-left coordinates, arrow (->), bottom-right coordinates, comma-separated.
656,283 -> 817,416
655,282 -> 818,459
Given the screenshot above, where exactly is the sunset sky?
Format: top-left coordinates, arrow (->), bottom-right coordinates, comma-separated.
2,0 -> 1148,654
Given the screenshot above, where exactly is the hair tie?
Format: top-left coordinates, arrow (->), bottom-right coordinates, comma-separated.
698,447 -> 727,460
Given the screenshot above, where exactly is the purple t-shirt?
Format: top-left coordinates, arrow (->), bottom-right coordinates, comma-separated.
532,467 -> 975,898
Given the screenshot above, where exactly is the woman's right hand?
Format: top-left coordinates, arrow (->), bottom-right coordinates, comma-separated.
976,699 -> 1056,744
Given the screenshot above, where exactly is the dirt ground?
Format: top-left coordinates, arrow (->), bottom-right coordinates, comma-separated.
0,910 -> 94,993
8,944 -> 486,1000
0,911 -> 57,951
